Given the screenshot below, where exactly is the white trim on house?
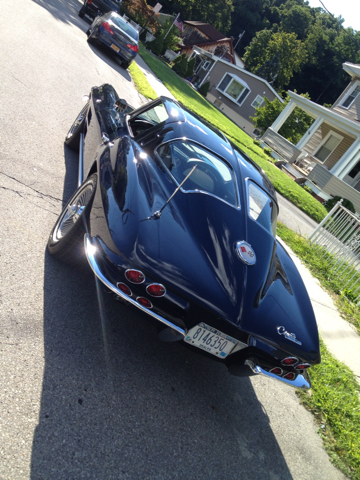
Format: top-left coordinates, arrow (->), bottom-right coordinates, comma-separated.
343,62 -> 360,79
216,73 -> 251,106
251,94 -> 265,109
192,46 -> 283,103
340,81 -> 360,109
201,60 -> 211,70
312,130 -> 344,163
287,91 -> 360,137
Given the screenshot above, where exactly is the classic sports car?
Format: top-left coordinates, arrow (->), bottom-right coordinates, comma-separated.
48,84 -> 320,390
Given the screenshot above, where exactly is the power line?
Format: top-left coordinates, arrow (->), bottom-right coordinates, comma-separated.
318,0 -> 359,45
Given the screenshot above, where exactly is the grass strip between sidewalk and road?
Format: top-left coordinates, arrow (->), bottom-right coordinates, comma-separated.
137,45 -> 328,223
297,339 -> 360,479
128,61 -> 158,100
277,222 -> 360,334
277,223 -> 360,479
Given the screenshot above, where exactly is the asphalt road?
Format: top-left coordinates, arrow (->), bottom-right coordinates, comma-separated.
0,1 -> 344,479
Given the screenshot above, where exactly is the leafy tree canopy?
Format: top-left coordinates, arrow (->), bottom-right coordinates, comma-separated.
251,92 -> 314,144
243,30 -> 308,89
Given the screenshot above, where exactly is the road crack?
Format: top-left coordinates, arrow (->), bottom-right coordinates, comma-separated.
1,172 -> 63,203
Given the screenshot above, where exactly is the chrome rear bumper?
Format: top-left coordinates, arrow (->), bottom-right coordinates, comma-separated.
245,360 -> 311,390
84,234 -> 186,338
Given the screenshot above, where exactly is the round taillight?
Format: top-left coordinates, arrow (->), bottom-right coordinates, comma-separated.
136,297 -> 153,309
125,269 -> 145,284
146,283 -> 166,297
281,357 -> 298,366
295,363 -> 311,370
117,282 -> 132,296
283,372 -> 296,380
269,367 -> 283,376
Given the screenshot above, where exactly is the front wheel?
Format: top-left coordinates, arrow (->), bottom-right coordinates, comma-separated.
48,174 -> 97,262
65,101 -> 89,152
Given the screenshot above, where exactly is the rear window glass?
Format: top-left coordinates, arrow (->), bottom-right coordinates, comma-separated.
110,15 -> 139,41
248,181 -> 277,236
157,141 -> 238,207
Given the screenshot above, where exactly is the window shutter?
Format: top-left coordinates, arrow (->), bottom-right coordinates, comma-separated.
237,88 -> 250,105
218,74 -> 232,92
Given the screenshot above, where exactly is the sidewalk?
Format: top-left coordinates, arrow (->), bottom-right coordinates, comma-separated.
134,54 -> 360,383
279,238 -> 360,383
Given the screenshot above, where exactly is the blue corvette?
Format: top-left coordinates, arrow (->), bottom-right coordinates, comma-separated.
48,84 -> 320,390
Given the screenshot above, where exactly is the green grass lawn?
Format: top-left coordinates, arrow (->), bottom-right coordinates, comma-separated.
128,61 -> 157,100
277,223 -> 360,479
138,45 -> 328,223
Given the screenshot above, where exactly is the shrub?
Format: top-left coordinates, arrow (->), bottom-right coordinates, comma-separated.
302,185 -> 312,194
325,196 -> 355,214
198,81 -> 210,97
147,37 -> 164,56
172,54 -> 188,77
263,147 -> 272,157
253,139 -> 261,146
186,57 -> 196,78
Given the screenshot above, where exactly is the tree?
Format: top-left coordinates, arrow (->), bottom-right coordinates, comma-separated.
166,0 -> 234,34
228,0 -> 265,55
198,81 -> 210,97
172,54 -> 188,76
251,92 -> 314,144
243,29 -> 308,90
255,52 -> 280,84
186,56 -> 196,78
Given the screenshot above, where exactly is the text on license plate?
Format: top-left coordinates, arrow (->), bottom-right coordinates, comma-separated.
111,44 -> 120,52
184,322 -> 238,358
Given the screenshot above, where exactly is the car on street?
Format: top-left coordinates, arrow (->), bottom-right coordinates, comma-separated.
48,84 -> 321,390
79,0 -> 121,20
86,12 -> 139,69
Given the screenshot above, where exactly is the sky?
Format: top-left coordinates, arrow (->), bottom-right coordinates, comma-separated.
306,0 -> 360,31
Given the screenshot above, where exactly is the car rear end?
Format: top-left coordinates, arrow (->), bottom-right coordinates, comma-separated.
93,13 -> 139,66
82,0 -> 121,19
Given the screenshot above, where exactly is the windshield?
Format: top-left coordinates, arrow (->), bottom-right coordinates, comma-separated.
110,15 -> 139,41
157,141 -> 238,207
248,181 -> 277,236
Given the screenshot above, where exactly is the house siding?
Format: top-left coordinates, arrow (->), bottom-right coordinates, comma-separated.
302,122 -> 356,170
331,80 -> 360,122
206,63 -> 277,125
308,164 -> 360,212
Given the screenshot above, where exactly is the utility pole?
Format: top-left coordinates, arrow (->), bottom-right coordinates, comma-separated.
234,31 -> 245,50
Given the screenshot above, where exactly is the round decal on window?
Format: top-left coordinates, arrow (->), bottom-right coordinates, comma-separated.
236,241 -> 256,265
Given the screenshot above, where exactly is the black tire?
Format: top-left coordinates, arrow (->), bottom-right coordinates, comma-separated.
65,101 -> 89,152
122,60 -> 132,69
48,174 -> 97,262
87,34 -> 95,44
78,6 -> 86,18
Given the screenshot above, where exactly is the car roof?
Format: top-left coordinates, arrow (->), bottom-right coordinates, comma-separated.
158,97 -> 277,201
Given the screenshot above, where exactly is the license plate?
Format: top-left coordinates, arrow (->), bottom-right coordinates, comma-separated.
111,44 -> 120,52
184,322 -> 238,358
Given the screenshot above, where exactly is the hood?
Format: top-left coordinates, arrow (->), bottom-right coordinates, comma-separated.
99,137 -> 319,361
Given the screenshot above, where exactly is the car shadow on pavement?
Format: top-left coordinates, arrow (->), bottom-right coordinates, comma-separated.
31,222 -> 293,479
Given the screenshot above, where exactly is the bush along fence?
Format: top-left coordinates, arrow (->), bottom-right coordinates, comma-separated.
309,200 -> 360,304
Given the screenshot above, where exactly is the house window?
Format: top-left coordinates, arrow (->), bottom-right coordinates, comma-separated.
348,160 -> 360,178
251,95 -> 264,108
217,73 -> 250,106
313,131 -> 343,163
341,84 -> 360,109
202,60 -> 211,70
